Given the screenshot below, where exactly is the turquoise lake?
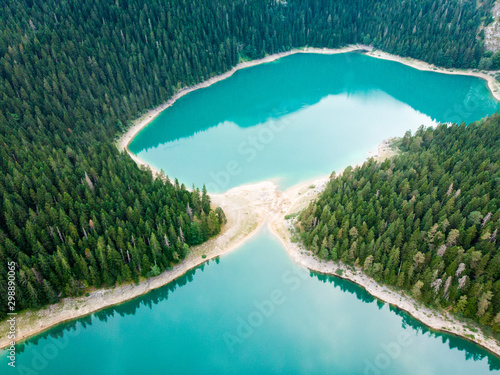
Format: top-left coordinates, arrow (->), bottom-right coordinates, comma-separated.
129,52 -> 499,192
3,53 -> 500,374
2,228 -> 499,374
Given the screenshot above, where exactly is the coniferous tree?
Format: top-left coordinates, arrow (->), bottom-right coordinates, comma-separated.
297,115 -> 500,332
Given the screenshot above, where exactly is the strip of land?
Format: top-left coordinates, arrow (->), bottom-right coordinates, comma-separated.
2,47 -> 499,356
0,180 -> 274,349
0,139 -> 394,350
268,163 -> 500,358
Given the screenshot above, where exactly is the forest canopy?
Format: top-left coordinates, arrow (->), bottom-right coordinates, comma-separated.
296,115 -> 500,332
0,0 -> 496,319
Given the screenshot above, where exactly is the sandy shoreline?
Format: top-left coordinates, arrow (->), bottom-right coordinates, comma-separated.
270,222 -> 500,358
270,218 -> 500,357
116,45 -> 359,156
1,138 -> 499,358
0,179 -> 274,350
98,45 -> 500,358
0,139 -> 392,350
268,155 -> 500,358
366,49 -> 500,101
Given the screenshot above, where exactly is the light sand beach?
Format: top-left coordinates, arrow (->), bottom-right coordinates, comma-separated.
366,49 -> 500,101
0,139 -> 394,350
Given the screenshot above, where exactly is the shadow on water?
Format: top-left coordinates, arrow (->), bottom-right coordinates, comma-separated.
14,257 -> 220,354
11,253 -> 500,372
130,53 -> 500,151
310,270 -> 500,371
390,306 -> 500,371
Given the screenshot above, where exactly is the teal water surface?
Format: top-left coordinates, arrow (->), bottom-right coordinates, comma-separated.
129,53 -> 499,192
2,228 -> 499,374
4,53 -> 499,375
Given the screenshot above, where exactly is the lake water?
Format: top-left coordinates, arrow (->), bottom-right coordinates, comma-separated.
129,53 -> 499,192
2,228 -> 499,374
3,53 -> 500,374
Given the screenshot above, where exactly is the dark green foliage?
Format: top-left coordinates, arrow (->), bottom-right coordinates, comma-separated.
298,116 -> 500,331
0,138 -> 223,318
0,0 -> 237,319
0,0 -> 495,319
492,50 -> 500,70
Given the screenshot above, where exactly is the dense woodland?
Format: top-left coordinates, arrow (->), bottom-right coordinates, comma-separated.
297,116 -> 500,331
0,0 -> 497,319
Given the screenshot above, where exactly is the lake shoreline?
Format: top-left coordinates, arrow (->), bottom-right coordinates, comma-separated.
116,44 -> 500,166
269,179 -> 500,359
2,139 -> 499,359
116,45 -> 359,158
365,49 -> 500,101
0,179 -> 275,350
0,139 -> 392,351
271,222 -> 500,358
